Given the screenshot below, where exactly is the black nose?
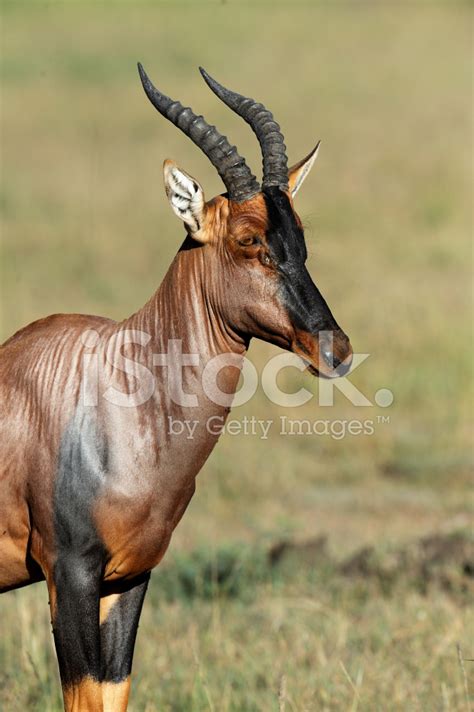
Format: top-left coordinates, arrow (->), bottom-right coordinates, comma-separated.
320,333 -> 353,377
322,349 -> 352,376
322,348 -> 336,369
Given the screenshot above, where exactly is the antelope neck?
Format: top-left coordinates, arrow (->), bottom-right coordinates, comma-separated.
126,235 -> 248,363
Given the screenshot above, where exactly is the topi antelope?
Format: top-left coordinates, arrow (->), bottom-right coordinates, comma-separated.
0,63 -> 353,711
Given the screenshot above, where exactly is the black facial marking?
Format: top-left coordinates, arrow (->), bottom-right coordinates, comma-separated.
263,187 -> 339,334
263,187 -> 307,265
100,573 -> 150,682
52,408 -> 109,686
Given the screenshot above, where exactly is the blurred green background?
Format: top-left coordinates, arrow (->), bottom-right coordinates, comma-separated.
1,2 -> 472,711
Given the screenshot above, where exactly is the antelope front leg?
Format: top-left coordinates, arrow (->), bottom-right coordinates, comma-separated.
99,573 -> 150,712
47,554 -> 104,712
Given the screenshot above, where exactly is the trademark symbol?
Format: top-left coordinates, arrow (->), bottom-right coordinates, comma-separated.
377,415 -> 391,424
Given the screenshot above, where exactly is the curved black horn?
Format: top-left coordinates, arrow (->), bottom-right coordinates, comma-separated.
138,63 -> 260,203
199,67 -> 289,192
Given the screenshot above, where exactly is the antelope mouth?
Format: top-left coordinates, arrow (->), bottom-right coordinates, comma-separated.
305,362 -> 320,378
304,358 -> 352,379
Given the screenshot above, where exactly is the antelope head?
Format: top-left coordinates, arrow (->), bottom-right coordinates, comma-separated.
138,64 -> 352,378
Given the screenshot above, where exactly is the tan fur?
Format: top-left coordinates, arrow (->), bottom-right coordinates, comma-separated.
102,679 -> 131,712
63,678 -> 104,712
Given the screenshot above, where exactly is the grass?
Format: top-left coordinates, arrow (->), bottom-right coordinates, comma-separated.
1,1 -> 473,710
1,532 -> 473,711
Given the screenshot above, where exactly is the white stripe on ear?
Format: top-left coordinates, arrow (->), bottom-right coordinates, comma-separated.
163,160 -> 208,241
288,141 -> 321,198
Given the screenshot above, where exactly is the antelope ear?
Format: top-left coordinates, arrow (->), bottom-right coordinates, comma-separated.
288,142 -> 321,198
163,160 -> 209,242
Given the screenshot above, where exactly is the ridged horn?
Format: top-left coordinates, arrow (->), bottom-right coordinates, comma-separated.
199,67 -> 289,192
137,63 -> 260,203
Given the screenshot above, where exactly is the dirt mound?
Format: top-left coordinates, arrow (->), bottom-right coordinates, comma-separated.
268,535 -> 328,567
338,531 -> 473,596
267,530 -> 473,599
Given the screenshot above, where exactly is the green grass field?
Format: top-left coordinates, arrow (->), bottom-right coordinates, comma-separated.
1,2 -> 472,710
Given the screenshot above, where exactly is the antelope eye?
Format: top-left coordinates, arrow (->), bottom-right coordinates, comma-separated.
238,235 -> 260,247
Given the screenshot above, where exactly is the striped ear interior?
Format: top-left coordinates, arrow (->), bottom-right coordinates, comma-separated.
163,160 -> 206,237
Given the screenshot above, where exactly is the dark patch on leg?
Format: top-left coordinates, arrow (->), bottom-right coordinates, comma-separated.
100,573 -> 150,683
52,407 -> 109,686
52,555 -> 103,685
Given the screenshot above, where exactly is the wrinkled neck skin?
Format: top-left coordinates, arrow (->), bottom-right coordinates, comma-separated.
131,235 -> 247,361
118,230 -> 247,435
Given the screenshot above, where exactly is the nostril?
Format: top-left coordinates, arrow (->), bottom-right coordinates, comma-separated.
321,345 -> 352,375
319,333 -> 352,374
322,349 -> 334,369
